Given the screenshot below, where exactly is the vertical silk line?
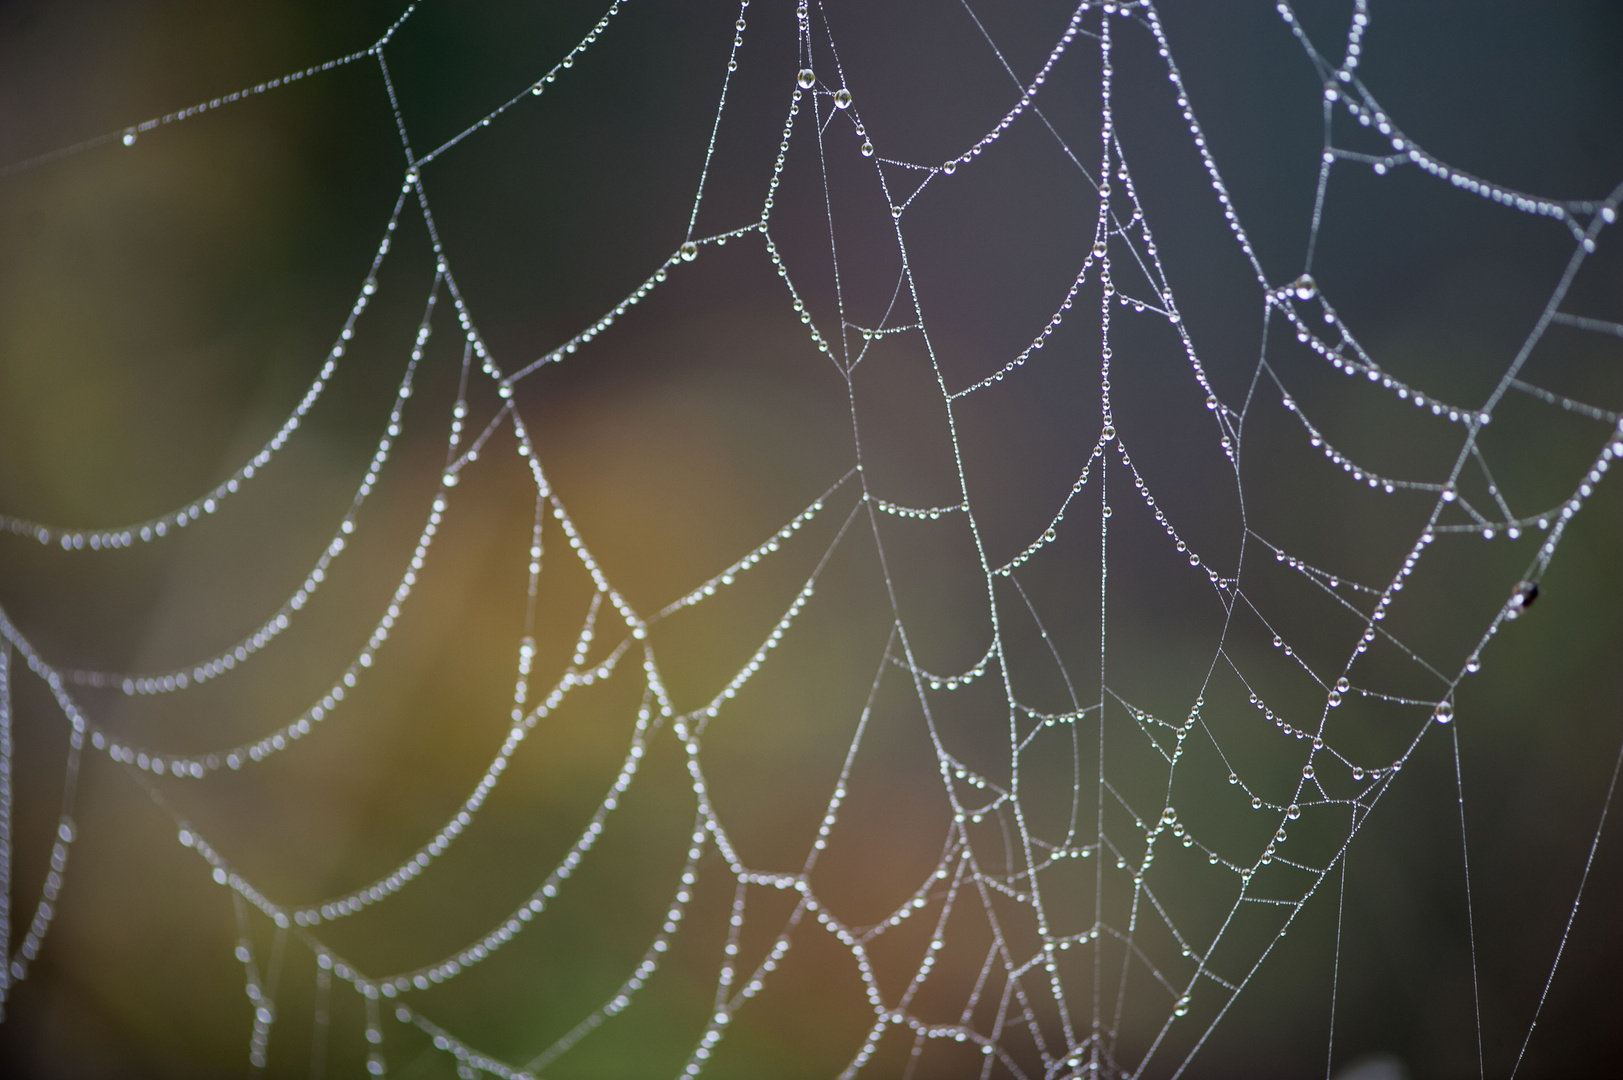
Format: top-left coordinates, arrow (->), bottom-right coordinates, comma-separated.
0,1 -> 1615,1074
311,960 -> 331,1080
0,643 -> 11,1020
1325,852 -> 1347,1080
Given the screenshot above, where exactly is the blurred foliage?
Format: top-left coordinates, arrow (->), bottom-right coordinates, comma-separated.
0,2 -> 1619,1077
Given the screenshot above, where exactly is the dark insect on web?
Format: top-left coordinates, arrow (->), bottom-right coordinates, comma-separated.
1507,580 -> 1540,619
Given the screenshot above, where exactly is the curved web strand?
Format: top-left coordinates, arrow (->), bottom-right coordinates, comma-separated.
60,267 -> 445,697
0,190 -> 412,551
2,1 -> 1621,1077
0,0 -> 413,182
0,475 -> 454,778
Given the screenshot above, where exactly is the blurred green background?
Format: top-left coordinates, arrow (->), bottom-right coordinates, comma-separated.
0,1 -> 1620,1077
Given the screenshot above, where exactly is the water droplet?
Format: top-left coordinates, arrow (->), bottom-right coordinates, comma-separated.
1336,677 -> 1350,693
122,129 -> 137,147
1102,424 -> 1117,442
1434,701 -> 1454,724
680,242 -> 698,261
797,69 -> 816,89
943,160 -> 957,175
1228,772 -> 1238,785
1302,764 -> 1315,779
860,141 -> 873,157
834,88 -> 853,110
1291,274 -> 1317,301
1251,796 -> 1262,809
1287,804 -> 1300,820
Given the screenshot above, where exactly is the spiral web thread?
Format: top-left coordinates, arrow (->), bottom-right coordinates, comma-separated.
2,1 -> 1622,1077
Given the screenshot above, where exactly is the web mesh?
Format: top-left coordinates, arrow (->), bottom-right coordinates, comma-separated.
1,1 -> 1621,1077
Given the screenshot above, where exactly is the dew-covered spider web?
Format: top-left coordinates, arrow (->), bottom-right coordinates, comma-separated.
1,1 -> 1621,1077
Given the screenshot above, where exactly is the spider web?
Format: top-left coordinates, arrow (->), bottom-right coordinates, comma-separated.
1,1 -> 1621,1077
